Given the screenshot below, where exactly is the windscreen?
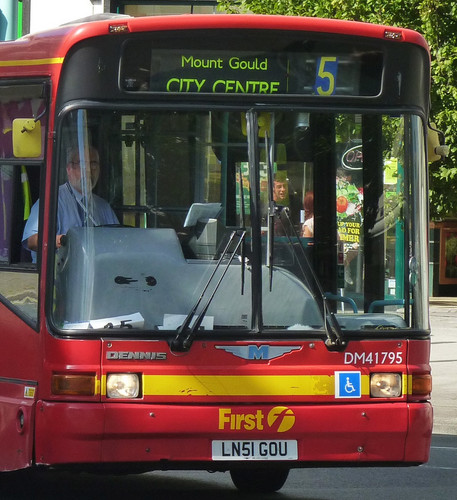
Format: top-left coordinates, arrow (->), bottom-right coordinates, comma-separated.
50,108 -> 428,336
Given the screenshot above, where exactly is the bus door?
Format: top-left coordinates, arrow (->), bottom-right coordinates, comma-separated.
0,80 -> 47,471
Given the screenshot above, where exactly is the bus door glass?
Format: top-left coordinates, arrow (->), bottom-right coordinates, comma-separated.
0,82 -> 47,323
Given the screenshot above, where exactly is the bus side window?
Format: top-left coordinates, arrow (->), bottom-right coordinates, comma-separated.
0,81 -> 47,323
0,164 -> 39,323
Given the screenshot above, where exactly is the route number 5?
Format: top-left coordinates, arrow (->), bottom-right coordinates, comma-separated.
315,56 -> 338,96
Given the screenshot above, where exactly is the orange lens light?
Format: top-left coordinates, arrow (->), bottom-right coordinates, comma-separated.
411,374 -> 432,396
52,374 -> 96,396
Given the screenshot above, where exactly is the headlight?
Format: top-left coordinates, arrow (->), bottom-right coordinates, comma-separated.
106,373 -> 140,398
370,373 -> 402,398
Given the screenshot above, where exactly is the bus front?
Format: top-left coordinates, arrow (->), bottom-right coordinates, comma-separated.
40,16 -> 432,492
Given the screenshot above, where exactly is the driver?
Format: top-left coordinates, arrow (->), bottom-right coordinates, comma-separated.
22,146 -> 118,262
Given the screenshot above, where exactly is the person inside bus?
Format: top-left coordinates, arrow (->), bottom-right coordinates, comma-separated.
22,146 -> 118,262
301,191 -> 314,237
271,175 -> 289,236
273,178 -> 287,205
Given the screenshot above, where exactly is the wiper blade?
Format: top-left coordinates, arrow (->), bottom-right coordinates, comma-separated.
245,109 -> 263,332
171,230 -> 246,352
188,231 -> 246,340
265,131 -> 275,291
280,208 -> 346,351
237,163 -> 246,295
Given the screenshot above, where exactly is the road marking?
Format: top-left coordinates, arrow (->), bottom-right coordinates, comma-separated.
423,466 -> 457,470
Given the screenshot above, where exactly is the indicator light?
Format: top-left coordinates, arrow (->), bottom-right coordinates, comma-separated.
52,374 -> 96,396
411,374 -> 432,396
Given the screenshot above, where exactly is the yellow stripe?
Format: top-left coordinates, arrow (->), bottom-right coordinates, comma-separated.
406,374 -> 412,395
101,374 -> 413,398
0,57 -> 64,67
137,374 -> 372,397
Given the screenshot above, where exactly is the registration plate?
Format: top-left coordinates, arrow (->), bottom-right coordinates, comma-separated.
212,440 -> 298,461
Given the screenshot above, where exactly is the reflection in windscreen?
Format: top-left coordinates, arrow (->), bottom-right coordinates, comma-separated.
52,110 -> 426,334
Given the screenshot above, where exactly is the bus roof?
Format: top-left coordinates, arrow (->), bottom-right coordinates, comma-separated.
0,14 -> 429,75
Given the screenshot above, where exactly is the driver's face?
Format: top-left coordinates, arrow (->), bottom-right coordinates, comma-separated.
66,149 -> 100,193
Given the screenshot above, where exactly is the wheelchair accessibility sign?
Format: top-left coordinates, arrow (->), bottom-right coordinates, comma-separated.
335,371 -> 361,398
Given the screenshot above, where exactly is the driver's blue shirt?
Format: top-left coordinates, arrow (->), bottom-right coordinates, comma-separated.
22,183 -> 119,262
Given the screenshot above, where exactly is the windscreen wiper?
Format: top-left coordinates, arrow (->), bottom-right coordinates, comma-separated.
171,229 -> 246,352
265,131 -> 275,291
245,110 -> 263,332
280,208 -> 346,351
237,163 -> 247,295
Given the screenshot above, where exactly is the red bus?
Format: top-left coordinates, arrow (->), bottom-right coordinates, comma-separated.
0,14 -> 434,492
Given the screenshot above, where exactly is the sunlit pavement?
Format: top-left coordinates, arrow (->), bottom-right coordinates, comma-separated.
429,297 -> 457,435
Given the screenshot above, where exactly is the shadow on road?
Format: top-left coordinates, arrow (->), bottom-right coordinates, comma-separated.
1,468 -> 264,500
1,435 -> 455,500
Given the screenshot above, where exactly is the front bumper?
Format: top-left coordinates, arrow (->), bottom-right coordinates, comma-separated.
34,401 -> 432,467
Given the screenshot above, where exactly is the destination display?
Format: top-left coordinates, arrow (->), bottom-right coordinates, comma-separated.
120,46 -> 383,96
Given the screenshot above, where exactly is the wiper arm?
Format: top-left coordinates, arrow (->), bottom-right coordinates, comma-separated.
237,163 -> 246,295
171,230 -> 246,352
280,208 -> 346,351
187,230 -> 246,342
246,110 -> 263,332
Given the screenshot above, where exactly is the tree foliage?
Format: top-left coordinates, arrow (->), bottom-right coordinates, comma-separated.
217,0 -> 457,219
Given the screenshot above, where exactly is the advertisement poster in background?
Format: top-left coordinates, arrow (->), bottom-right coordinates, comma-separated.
337,142 -> 364,288
440,228 -> 457,284
336,174 -> 363,246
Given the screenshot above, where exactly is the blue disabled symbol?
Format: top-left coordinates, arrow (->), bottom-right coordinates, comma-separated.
335,371 -> 361,398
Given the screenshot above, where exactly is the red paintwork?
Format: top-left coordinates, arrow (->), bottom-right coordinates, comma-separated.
100,338 -> 414,404
30,337 -> 432,468
34,401 -> 432,465
0,305 -> 40,470
0,15 -> 431,472
0,14 -> 429,84
0,378 -> 36,470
